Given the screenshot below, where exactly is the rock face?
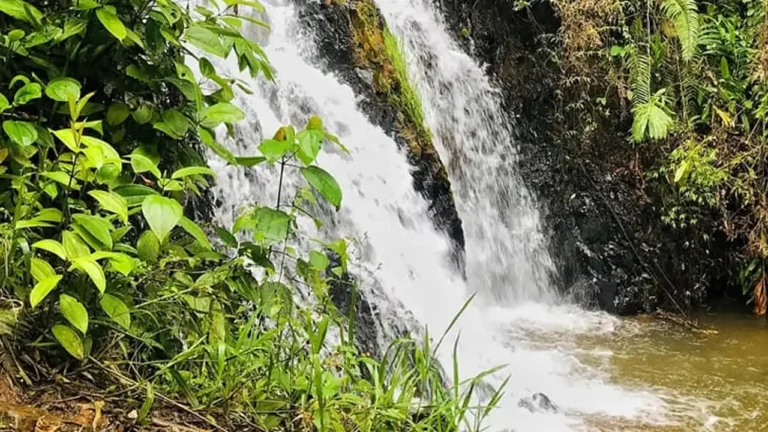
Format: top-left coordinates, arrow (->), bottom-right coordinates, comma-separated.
518,392 -> 558,414
433,0 -> 725,314
297,0 -> 465,266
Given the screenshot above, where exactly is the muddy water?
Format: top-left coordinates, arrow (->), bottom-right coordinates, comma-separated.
578,312 -> 768,431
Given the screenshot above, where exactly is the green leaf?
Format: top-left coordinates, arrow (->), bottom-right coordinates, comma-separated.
3,120 -> 37,146
100,294 -> 130,330
69,257 -> 106,293
137,230 -> 160,263
252,208 -> 290,245
45,78 -> 81,102
300,166 -> 342,210
31,257 -> 55,282
233,156 -> 265,167
659,0 -> 699,61
153,109 -> 190,139
52,324 -> 84,359
131,105 -> 153,124
32,239 -> 67,260
30,275 -> 63,308
88,190 -> 128,224
0,0 -> 43,23
171,166 -> 215,179
106,103 -> 130,126
296,130 -> 324,165
0,94 -> 9,113
142,195 -> 183,243
63,231 -> 90,259
13,82 -> 41,106
114,184 -> 159,207
201,102 -> 245,128
198,126 -> 236,163
186,24 -> 227,57
52,128 -> 79,152
72,214 -> 113,250
42,171 -> 77,188
259,139 -> 292,162
130,152 -> 161,179
96,7 -> 126,41
179,217 -> 212,250
60,294 -> 88,333
91,251 -> 135,276
309,250 -> 329,271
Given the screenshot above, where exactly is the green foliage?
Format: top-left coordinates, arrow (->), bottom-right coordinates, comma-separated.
660,0 -> 700,60
0,0 -> 502,428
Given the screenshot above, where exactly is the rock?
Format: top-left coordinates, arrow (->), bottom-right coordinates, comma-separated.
517,392 -> 558,414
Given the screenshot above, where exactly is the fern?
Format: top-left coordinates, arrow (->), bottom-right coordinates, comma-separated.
660,0 -> 700,60
630,50 -> 652,106
632,89 -> 675,142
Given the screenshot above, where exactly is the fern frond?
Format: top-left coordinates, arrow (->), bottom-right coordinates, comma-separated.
632,90 -> 675,142
660,0 -> 700,60
630,51 -> 652,106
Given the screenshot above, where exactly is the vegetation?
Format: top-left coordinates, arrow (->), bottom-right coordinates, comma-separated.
539,0 -> 768,311
0,0 -> 503,429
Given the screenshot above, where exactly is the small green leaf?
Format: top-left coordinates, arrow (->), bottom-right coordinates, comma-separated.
31,257 -> 55,282
88,190 -> 129,224
186,24 -> 227,57
179,216 -> 212,249
309,250 -> 329,271
252,207 -> 290,245
45,77 -> 81,102
137,230 -> 160,263
296,130 -> 324,165
142,195 -> 183,243
52,324 -> 84,359
233,156 -> 266,167
100,293 -> 131,330
201,102 -> 245,128
300,166 -> 342,210
30,275 -> 63,307
13,82 -> 41,106
32,239 -> 67,260
198,126 -> 236,163
131,105 -> 153,124
3,120 -> 37,146
130,152 -> 161,179
0,0 -> 43,23
259,139 -> 292,162
69,257 -> 106,293
107,103 -> 130,126
60,294 -> 88,334
114,184 -> 159,207
63,231 -> 90,259
96,7 -> 126,41
0,94 -> 9,113
153,109 -> 189,139
171,166 -> 215,179
72,214 -> 113,250
52,128 -> 79,152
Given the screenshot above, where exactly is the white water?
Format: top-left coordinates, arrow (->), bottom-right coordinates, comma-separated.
205,1 -> 681,430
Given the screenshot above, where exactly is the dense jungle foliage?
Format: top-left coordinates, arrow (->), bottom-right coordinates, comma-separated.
0,0 -> 502,429
532,0 -> 768,312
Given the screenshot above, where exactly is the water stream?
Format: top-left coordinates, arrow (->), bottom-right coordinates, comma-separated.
201,0 -> 762,430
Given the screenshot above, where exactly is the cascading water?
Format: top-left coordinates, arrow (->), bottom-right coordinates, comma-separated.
204,0 -> 690,430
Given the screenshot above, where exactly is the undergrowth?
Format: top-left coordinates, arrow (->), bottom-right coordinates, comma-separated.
0,0 -> 504,429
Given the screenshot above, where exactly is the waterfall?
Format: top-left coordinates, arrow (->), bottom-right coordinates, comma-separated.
205,1 -> 675,430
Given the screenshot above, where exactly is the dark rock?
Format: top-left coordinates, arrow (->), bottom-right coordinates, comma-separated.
518,392 -> 558,414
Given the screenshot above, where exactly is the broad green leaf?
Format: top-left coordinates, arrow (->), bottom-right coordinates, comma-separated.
296,130 -> 324,165
300,166 -> 342,210
258,139 -> 292,162
252,207 -> 290,245
186,24 -> 227,57
3,120 -> 37,146
81,136 -> 120,163
96,7 -> 126,41
69,257 -> 106,293
52,324 -> 84,359
0,94 -> 9,113
0,0 -> 42,22
309,250 -> 329,271
106,103 -> 130,126
198,126 -> 236,163
63,231 -> 90,259
32,239 -> 67,260
88,190 -> 128,224
100,294 -> 131,330
52,128 -> 79,152
60,294 -> 88,333
45,78 -> 81,102
114,184 -> 159,207
233,156 -> 266,167
179,216 -> 212,250
37,208 -> 63,222
90,251 -> 135,276
130,152 -> 161,179
171,166 -> 215,179
31,257 -> 55,282
131,105 -> 153,124
142,195 -> 183,243
137,230 -> 160,263
30,275 -> 63,307
201,102 -> 245,128
674,160 -> 689,183
42,171 -> 77,188
72,214 -> 113,250
13,82 -> 41,106
153,109 -> 189,139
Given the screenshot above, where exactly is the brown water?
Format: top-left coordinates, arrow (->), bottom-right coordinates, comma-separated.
575,312 -> 768,431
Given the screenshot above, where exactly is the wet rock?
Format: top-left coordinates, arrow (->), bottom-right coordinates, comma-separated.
517,392 -> 558,414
